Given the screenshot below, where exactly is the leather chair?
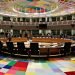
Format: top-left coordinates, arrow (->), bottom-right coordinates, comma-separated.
17,42 -> 29,56
30,43 -> 40,56
61,42 -> 71,56
6,42 -> 14,56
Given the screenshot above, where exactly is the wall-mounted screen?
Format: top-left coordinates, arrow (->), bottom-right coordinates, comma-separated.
39,24 -> 47,29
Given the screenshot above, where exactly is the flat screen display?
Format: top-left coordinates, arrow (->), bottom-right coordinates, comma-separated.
39,24 -> 47,29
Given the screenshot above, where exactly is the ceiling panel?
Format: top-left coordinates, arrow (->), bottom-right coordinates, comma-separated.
0,0 -> 75,17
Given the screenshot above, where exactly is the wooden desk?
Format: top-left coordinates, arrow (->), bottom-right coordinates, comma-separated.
1,37 -> 75,57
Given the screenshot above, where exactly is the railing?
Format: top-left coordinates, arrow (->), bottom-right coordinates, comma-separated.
0,20 -> 75,26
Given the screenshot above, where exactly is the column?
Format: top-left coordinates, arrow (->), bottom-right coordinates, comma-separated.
10,29 -> 13,37
20,30 -> 22,37
46,30 -> 51,34
60,30 -> 63,35
71,29 -> 75,36
39,30 -> 42,34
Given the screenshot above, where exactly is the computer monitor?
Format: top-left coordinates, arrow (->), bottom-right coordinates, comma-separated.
39,24 -> 47,29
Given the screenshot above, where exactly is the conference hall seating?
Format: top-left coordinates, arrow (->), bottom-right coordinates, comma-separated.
6,42 -> 15,56
0,41 -> 3,54
0,37 -> 74,57
30,43 -> 40,57
60,42 -> 71,56
17,42 -> 30,56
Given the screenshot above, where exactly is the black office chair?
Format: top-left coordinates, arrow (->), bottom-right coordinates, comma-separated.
6,42 -> 14,56
0,41 -> 3,54
17,42 -> 29,56
62,42 -> 71,56
71,44 -> 75,55
30,43 -> 40,56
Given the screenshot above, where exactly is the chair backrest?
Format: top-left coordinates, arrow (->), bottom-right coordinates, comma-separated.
0,41 -> 3,50
30,43 -> 39,51
17,42 -> 25,50
64,42 -> 71,51
6,42 -> 14,50
64,42 -> 71,47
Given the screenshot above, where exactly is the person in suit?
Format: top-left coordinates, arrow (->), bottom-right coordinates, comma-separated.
7,32 -> 12,42
5,31 -> 8,38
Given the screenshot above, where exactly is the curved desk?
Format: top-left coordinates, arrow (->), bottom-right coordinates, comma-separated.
1,37 -> 75,57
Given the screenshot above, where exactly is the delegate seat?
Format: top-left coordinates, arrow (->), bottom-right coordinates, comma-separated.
30,43 -> 40,57
71,44 -> 75,55
17,42 -> 29,56
6,42 -> 15,56
0,41 -> 3,54
60,42 -> 71,56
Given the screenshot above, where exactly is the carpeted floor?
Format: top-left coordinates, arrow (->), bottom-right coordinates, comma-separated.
0,56 -> 75,75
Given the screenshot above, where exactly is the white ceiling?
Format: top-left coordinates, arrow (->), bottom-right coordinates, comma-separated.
0,0 -> 75,17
